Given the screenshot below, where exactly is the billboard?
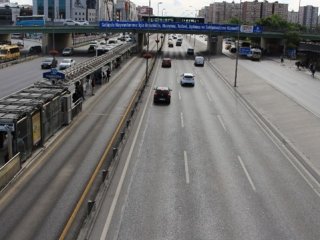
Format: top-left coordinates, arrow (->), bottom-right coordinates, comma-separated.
99,21 -> 263,34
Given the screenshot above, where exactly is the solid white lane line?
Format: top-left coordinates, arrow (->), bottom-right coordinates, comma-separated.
238,156 -> 256,192
178,91 -> 181,100
206,92 -> 213,102
217,115 -> 227,132
184,151 -> 190,184
181,112 -> 184,128
99,82 -> 151,240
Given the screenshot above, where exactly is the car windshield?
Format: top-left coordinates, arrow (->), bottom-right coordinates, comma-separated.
156,89 -> 169,94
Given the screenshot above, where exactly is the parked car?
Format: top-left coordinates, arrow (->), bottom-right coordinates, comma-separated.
187,48 -> 194,55
194,56 -> 205,67
153,86 -> 172,104
41,57 -> 57,69
62,47 -> 73,56
59,58 -> 75,70
180,73 -> 195,87
162,58 -> 172,68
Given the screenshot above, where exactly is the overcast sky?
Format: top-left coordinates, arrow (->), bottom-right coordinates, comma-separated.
15,0 -> 320,17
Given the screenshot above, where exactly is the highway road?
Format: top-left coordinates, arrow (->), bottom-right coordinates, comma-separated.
1,34 -> 320,240
0,52 -> 88,99
83,37 -> 320,240
0,50 -> 148,240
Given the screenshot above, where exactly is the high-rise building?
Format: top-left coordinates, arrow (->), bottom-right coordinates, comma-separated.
32,0 -> 98,21
299,5 -> 318,28
242,0 -> 261,23
261,0 -> 272,18
273,1 -> 288,20
0,2 -> 20,24
200,1 -> 240,24
288,10 -> 299,24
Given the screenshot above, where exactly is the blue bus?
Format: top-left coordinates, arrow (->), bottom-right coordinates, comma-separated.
16,15 -> 45,26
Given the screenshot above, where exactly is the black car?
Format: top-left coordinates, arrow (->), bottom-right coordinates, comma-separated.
41,57 -> 57,69
153,86 -> 172,104
187,48 -> 194,55
29,45 -> 42,54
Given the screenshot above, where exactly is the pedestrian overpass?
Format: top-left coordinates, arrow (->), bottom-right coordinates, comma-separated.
1,21 -> 320,54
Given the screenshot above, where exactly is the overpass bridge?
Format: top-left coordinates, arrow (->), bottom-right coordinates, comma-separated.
1,21 -> 320,54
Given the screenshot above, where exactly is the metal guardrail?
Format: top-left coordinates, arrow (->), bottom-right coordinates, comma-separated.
60,43 -> 137,85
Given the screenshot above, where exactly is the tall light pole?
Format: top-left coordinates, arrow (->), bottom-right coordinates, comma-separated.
156,1 -> 162,52
162,8 -> 165,16
234,0 -> 241,88
145,0 -> 151,81
157,2 -> 163,17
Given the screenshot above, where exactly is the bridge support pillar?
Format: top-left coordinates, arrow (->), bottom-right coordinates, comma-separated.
260,37 -> 267,52
207,35 -> 223,55
0,34 -> 11,43
136,33 -> 144,52
42,33 -> 73,54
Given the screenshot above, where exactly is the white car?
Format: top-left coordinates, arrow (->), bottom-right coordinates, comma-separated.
62,47 -> 73,56
59,58 -> 75,70
180,73 -> 195,87
194,56 -> 205,66
63,19 -> 88,26
78,20 -> 89,25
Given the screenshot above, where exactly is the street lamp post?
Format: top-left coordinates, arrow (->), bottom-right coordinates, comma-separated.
156,1 -> 163,52
145,0 -> 151,81
162,8 -> 165,16
234,0 -> 241,88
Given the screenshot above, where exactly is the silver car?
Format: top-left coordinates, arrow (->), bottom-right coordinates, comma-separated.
59,58 -> 75,70
180,73 -> 195,87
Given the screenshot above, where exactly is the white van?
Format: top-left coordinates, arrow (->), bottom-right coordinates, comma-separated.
194,56 -> 204,67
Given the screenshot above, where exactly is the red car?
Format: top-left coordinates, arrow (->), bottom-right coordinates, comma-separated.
153,86 -> 172,104
162,58 -> 172,68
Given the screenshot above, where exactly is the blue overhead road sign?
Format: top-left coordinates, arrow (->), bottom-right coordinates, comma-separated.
43,68 -> 65,80
99,21 -> 263,34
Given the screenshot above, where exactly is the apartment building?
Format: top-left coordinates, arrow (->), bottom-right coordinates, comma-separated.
242,0 -> 262,23
299,5 -> 318,28
288,10 -> 299,24
200,0 -> 288,24
273,1 -> 288,20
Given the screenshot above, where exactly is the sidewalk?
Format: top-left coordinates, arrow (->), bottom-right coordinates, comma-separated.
211,55 -> 320,181
272,57 -> 320,80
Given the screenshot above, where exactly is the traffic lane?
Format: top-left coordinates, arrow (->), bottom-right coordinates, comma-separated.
239,58 -> 320,117
193,61 -> 320,239
90,53 -> 249,239
0,55 -> 90,99
87,48 -> 320,239
88,56 -> 194,240
0,56 -> 147,240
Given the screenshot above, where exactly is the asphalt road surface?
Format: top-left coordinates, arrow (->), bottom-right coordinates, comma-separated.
84,37 -> 320,240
